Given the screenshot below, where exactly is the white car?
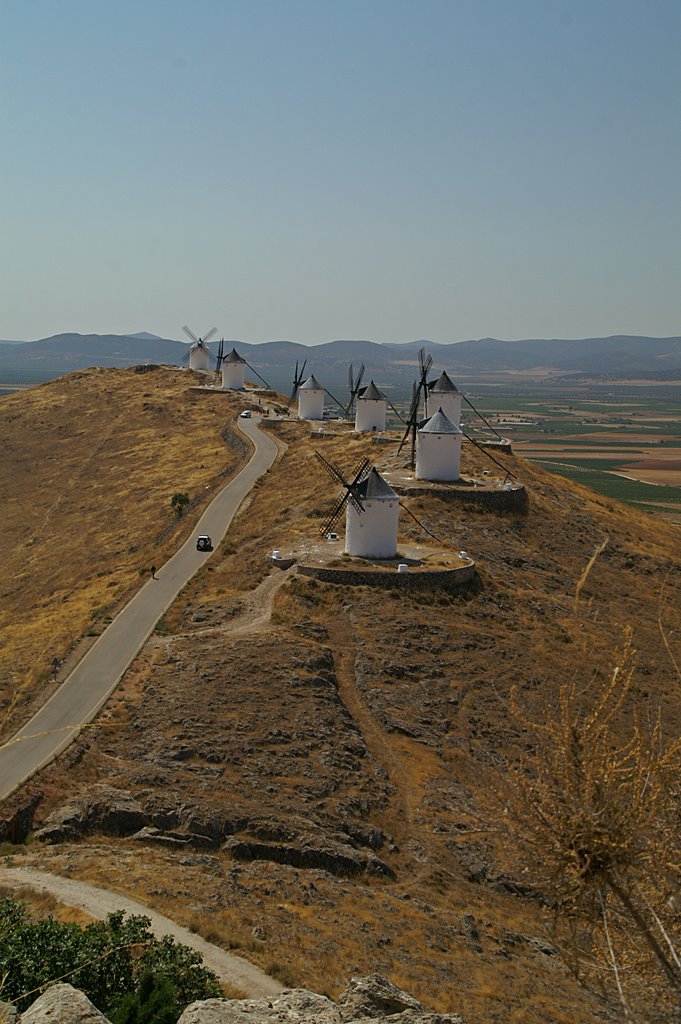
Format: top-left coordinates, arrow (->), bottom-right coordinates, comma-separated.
240,410 -> 252,418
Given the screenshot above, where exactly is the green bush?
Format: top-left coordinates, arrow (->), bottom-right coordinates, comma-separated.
0,900 -> 220,1020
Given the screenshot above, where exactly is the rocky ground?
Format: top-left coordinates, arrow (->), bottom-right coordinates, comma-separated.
2,975 -> 464,1024
2,410 -> 680,1023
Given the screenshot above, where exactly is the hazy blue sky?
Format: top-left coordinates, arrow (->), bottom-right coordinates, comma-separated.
2,0 -> 680,343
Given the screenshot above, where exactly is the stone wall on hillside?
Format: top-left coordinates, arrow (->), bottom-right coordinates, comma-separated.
296,562 -> 476,591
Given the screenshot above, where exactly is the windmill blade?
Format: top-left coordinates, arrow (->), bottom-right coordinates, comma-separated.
202,327 -> 218,343
288,362 -> 299,405
460,426 -> 517,481
181,349 -> 191,365
216,338 -> 225,372
350,456 -> 371,486
397,382 -> 419,454
244,361 -> 271,389
298,358 -> 307,382
319,492 -> 350,536
461,393 -> 503,440
324,387 -> 347,413
384,395 -> 405,423
183,325 -> 199,343
315,451 -> 349,488
399,501 -> 440,541
348,364 -> 354,393
347,490 -> 365,516
354,364 -> 365,392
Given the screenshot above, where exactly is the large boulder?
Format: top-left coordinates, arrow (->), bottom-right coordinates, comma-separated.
19,984 -> 109,1023
177,990 -> 341,1024
33,786 -> 145,842
177,978 -> 464,1024
337,976 -> 423,1020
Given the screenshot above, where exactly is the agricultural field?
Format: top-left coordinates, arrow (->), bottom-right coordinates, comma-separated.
460,381 -> 681,521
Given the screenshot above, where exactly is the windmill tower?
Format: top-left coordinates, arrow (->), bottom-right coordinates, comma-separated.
221,347 -> 247,390
355,381 -> 387,432
416,408 -> 463,481
346,468 -> 399,557
316,454 -> 399,559
426,371 -> 461,425
182,325 -> 217,372
297,375 -> 325,420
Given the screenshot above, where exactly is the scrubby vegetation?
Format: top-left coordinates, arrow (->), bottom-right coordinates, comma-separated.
0,898 -> 220,1020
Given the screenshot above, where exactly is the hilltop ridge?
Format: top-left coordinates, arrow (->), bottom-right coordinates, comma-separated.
1,369 -> 680,1023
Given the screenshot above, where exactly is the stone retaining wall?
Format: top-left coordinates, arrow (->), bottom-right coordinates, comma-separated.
393,483 -> 528,513
296,561 -> 476,591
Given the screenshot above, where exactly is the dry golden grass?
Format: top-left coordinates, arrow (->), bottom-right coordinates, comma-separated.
0,366 -> 246,729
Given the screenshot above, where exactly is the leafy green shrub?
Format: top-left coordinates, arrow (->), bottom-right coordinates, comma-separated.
0,901 -> 220,1020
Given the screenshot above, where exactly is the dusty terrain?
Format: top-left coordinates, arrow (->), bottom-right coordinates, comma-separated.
1,376 -> 680,1023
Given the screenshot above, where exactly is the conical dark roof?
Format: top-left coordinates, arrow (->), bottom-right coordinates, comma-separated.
355,467 -> 397,500
224,347 -> 246,364
299,374 -> 323,391
419,408 -> 462,435
358,381 -> 385,402
429,370 -> 459,393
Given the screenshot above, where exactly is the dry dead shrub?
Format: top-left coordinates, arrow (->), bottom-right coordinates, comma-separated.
501,560 -> 681,1023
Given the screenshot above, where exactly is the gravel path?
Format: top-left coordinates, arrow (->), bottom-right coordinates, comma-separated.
0,865 -> 284,998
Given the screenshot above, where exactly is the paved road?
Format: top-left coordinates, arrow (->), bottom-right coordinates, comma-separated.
0,865 -> 284,997
0,416 -> 279,802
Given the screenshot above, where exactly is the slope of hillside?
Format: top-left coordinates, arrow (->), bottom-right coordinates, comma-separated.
0,366 -> 248,734
2,390 -> 680,1022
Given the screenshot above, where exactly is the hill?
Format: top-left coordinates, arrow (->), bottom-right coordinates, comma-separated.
1,333 -> 680,393
1,371 -> 680,1022
0,365 -> 249,733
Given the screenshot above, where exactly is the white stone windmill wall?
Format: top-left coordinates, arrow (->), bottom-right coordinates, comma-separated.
297,375 -> 325,420
345,468 -> 399,558
355,381 -> 387,432
189,344 -> 211,372
426,371 -> 461,425
416,408 -> 463,481
222,348 -> 246,389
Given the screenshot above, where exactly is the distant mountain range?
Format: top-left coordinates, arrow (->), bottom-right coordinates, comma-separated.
1,332 -> 680,393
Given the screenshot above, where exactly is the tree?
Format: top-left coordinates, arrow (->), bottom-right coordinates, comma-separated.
0,903 -> 220,1020
170,493 -> 190,518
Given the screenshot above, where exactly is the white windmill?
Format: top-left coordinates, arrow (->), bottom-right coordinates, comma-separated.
182,325 -> 217,372
426,370 -> 461,425
416,408 -> 463,481
316,455 -> 399,559
220,347 -> 246,390
355,381 -> 387,432
297,375 -> 325,420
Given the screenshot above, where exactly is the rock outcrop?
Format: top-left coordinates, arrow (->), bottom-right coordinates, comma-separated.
177,976 -> 462,1024
17,983 -> 109,1023
7,977 -> 463,1024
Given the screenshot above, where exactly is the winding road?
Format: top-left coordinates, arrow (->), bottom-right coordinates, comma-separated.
0,415 -> 279,802
0,865 -> 284,997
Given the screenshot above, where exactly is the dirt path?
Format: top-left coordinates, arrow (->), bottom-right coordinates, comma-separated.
0,865 -> 284,998
325,614 -> 445,873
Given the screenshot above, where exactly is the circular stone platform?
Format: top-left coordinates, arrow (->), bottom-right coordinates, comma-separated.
271,540 -> 476,591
